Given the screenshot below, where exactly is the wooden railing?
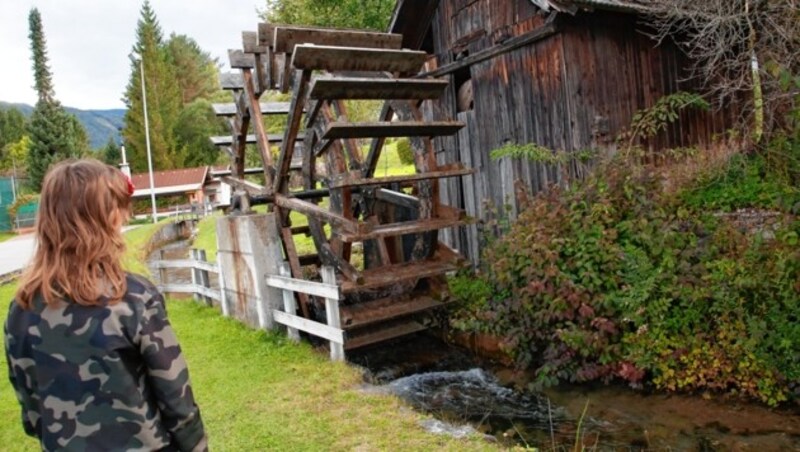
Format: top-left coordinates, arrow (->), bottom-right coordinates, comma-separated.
152,249 -> 220,306
266,263 -> 345,361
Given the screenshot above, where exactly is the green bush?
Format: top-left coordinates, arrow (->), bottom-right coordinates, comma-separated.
450,155 -> 800,405
395,138 -> 414,166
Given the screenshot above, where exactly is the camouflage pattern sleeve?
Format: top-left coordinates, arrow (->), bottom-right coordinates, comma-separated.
4,312 -> 41,439
138,288 -> 208,452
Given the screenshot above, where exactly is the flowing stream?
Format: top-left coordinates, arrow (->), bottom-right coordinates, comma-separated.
351,334 -> 800,450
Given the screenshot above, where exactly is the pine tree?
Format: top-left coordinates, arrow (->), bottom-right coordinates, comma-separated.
25,8 -> 89,190
101,137 -> 122,165
122,1 -> 183,172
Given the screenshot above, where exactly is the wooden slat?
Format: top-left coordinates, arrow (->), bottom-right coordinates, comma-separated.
228,49 -> 255,68
344,320 -> 426,350
212,102 -> 291,116
273,26 -> 403,53
291,45 -> 428,73
309,77 -> 449,100
151,259 -> 218,274
159,284 -> 221,301
258,22 -> 276,46
340,259 -> 458,293
220,176 -> 269,196
242,31 -> 266,53
323,121 -> 464,139
338,217 -> 468,243
265,275 -> 341,300
274,195 -> 357,233
272,310 -> 345,343
340,295 -> 444,330
375,188 -> 420,209
220,72 -> 244,90
210,134 -> 303,146
329,166 -> 475,189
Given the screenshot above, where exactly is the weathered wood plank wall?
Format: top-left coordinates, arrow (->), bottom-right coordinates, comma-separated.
422,1 -> 738,261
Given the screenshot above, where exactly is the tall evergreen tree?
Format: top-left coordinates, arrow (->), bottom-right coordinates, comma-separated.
122,1 -> 183,172
0,108 -> 27,150
25,8 -> 89,190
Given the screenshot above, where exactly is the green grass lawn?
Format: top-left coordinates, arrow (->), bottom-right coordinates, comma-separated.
0,232 -> 16,244
1,215 -> 495,450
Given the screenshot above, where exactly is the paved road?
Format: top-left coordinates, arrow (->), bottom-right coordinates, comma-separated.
0,226 -> 141,277
0,234 -> 36,277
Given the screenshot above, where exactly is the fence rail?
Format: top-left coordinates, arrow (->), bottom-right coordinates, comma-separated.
267,263 -> 345,361
153,248 -> 220,307
154,248 -> 345,361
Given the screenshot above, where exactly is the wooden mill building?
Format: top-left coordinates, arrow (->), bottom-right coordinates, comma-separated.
389,0 -> 739,260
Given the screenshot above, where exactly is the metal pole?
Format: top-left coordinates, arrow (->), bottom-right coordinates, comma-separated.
140,58 -> 158,224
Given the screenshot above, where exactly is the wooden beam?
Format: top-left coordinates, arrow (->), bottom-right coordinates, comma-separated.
274,70 -> 311,194
220,176 -> 269,196
220,72 -> 244,90
210,134 -> 303,146
228,49 -> 255,68
329,166 -> 474,189
322,121 -> 464,139
291,45 -> 428,73
375,188 -> 420,209
417,14 -> 559,78
274,194 -> 357,233
309,77 -> 449,100
273,26 -> 402,53
340,258 -> 458,293
265,274 -> 341,300
212,102 -> 291,116
242,31 -> 267,53
273,310 -> 345,344
337,217 -> 469,243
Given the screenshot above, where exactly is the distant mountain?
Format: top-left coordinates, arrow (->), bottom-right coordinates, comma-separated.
0,101 -> 126,149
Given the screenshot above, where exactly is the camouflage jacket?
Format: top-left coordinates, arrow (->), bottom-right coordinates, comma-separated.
4,273 -> 207,452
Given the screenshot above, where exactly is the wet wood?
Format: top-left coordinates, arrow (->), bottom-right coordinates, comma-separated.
322,121 -> 464,139
291,45 -> 428,73
344,320 -> 427,350
309,77 -> 449,100
363,103 -> 394,177
340,294 -> 444,330
340,258 -> 457,293
375,188 -> 420,209
273,26 -> 402,53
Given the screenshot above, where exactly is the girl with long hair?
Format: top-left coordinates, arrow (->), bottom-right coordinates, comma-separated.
4,159 -> 207,451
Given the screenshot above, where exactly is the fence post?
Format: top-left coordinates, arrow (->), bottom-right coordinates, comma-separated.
197,249 -> 211,306
158,249 -> 168,289
217,259 -> 229,317
278,263 -> 300,342
320,266 -> 344,361
190,249 -> 201,303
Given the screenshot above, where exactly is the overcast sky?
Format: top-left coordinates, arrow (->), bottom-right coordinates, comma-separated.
0,0 -> 263,110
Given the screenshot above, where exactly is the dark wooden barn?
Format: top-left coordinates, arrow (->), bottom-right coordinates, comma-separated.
389,0 -> 739,260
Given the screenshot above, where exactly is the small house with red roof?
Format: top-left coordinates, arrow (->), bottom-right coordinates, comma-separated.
130,166 -> 232,215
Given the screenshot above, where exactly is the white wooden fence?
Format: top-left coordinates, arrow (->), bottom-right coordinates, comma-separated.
152,249 -> 220,306
153,249 -> 346,361
266,263 -> 345,361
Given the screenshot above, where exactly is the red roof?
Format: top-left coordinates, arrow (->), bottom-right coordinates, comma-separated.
130,166 -> 209,191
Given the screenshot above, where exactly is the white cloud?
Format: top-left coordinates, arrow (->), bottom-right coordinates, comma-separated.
0,0 -> 262,110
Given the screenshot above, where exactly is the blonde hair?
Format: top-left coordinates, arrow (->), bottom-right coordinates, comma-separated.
16,159 -> 132,309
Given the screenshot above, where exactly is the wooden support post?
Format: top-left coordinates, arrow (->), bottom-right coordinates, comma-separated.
320,266 -> 344,361
158,249 -> 168,288
278,263 -> 300,342
217,259 -> 229,317
191,249 -> 201,303
196,249 -> 212,307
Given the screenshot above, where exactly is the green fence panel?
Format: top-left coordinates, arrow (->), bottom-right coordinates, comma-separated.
0,178 -> 14,231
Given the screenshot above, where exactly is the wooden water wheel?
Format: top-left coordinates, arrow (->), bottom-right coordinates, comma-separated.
211,24 -> 474,350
